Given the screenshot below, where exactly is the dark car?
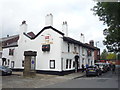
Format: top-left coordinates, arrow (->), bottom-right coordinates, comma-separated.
0,66 -> 12,76
86,65 -> 102,77
95,63 -> 107,73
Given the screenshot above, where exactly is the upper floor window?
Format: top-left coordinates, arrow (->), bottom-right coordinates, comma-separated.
74,46 -> 77,52
9,49 -> 14,56
82,47 -> 85,56
68,43 -> 70,52
97,51 -> 100,55
87,49 -> 92,56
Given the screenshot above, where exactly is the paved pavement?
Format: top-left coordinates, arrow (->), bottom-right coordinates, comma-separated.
2,71 -> 85,88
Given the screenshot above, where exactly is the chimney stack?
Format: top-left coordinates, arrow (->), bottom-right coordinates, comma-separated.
62,21 -> 68,37
19,20 -> 27,39
80,33 -> 85,43
20,20 -> 27,34
89,40 -> 94,46
45,13 -> 53,26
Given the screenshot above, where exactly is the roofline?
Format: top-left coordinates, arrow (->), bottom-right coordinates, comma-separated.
2,45 -> 18,48
24,26 -> 64,40
63,37 -> 97,50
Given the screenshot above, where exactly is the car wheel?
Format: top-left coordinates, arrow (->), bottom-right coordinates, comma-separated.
97,73 -> 100,76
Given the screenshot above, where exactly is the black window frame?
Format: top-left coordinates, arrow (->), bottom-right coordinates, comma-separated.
50,60 -> 55,69
68,43 -> 70,52
9,49 -> 14,56
66,59 -> 69,69
69,59 -> 72,68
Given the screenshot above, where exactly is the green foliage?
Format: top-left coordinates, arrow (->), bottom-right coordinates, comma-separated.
100,49 -> 117,60
106,53 -> 116,60
100,49 -> 108,60
92,2 -> 120,53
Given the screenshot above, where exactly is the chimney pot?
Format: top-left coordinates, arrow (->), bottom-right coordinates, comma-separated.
89,40 -> 94,46
7,35 -> 9,37
22,20 -> 26,24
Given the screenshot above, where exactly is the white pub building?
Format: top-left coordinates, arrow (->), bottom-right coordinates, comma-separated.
0,14 -> 99,75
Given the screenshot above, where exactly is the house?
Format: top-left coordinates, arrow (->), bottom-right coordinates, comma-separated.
0,14 -> 100,75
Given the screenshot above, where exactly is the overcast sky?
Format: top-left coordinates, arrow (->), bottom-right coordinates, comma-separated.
1,0 -> 107,52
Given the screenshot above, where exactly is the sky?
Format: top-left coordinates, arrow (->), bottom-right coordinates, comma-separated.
1,0 -> 107,52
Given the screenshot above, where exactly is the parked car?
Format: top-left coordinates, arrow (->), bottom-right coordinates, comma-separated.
0,65 -> 12,76
95,63 -> 107,73
86,65 -> 102,77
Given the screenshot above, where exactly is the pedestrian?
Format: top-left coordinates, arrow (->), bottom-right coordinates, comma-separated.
86,64 -> 89,69
81,64 -> 85,73
112,64 -> 116,74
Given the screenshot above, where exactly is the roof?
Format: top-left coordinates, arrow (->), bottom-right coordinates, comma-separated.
0,35 -> 19,42
63,37 -> 96,50
85,43 -> 100,50
24,26 -> 64,40
1,32 -> 35,48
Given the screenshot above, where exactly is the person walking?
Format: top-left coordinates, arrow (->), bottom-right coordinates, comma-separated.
81,64 -> 85,73
86,64 -> 89,69
112,63 -> 116,74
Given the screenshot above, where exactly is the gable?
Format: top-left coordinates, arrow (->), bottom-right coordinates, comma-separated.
24,26 -> 64,40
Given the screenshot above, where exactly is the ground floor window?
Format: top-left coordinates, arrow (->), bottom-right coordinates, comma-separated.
50,60 -> 55,69
8,59 -> 10,66
91,61 -> 93,66
0,52 -> 2,58
22,60 -> 24,67
66,59 -> 72,69
69,59 -> 72,68
88,59 -> 90,66
73,61 -> 75,68
82,58 -> 84,64
66,59 -> 69,69
11,61 -> 14,68
2,58 -> 7,66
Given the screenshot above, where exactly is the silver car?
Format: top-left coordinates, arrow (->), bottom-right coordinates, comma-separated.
0,66 -> 12,76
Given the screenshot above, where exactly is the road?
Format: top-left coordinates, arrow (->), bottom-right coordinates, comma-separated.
43,70 -> 119,88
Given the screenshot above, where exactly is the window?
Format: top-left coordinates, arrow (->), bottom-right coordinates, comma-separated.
87,49 -> 92,56
0,52 -> 2,58
22,60 -> 24,67
50,60 -> 55,69
82,58 -> 84,64
82,47 -> 84,56
8,59 -> 10,65
42,44 -> 50,51
97,51 -> 100,55
88,59 -> 90,65
74,46 -> 77,52
69,59 -> 72,68
73,61 -> 75,68
11,61 -> 14,68
9,49 -> 14,56
66,59 -> 69,69
68,43 -> 70,52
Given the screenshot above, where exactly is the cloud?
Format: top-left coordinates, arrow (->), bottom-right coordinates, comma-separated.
1,0 -> 107,52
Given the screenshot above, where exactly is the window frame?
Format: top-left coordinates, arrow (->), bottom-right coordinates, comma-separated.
50,60 -> 55,69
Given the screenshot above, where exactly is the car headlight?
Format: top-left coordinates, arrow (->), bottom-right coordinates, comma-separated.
2,69 -> 7,72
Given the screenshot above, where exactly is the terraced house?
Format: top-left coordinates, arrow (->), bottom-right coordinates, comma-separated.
0,14 -> 100,75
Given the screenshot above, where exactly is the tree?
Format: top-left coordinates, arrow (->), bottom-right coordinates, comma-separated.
106,53 -> 116,60
92,2 -> 120,53
100,49 -> 108,60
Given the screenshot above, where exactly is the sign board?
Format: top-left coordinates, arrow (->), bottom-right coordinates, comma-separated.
31,56 -> 35,70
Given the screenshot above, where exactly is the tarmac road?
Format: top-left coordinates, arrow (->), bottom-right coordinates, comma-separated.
43,68 -> 119,88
